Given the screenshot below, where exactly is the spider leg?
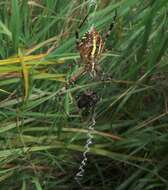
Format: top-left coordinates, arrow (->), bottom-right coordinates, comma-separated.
104,9 -> 117,40
69,67 -> 86,85
75,13 -> 89,46
75,30 -> 80,47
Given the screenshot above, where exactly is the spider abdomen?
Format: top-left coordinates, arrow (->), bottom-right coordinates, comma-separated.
77,27 -> 105,69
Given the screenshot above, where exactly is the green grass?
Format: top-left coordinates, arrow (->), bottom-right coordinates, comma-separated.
0,0 -> 168,189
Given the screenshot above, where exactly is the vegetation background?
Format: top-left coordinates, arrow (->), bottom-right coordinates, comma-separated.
0,0 -> 168,189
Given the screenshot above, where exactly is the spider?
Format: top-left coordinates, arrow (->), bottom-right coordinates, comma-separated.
69,11 -> 117,84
